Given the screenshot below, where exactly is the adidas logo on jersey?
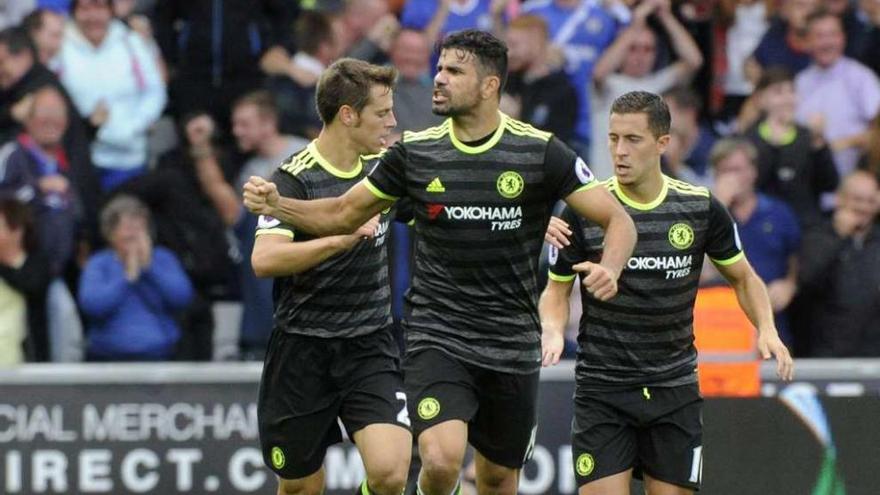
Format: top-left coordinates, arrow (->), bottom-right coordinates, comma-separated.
426,177 -> 445,193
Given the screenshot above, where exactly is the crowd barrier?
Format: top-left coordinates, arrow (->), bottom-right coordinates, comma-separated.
1,360 -> 878,494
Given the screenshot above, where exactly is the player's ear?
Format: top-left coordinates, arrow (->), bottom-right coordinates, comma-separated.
656,134 -> 671,155
481,75 -> 501,100
339,105 -> 356,127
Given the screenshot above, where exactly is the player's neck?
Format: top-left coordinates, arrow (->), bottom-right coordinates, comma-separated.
451,104 -> 502,142
619,169 -> 665,204
315,127 -> 360,172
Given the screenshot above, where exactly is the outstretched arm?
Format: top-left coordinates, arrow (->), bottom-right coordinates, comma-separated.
243,177 -> 393,236
715,258 -> 794,380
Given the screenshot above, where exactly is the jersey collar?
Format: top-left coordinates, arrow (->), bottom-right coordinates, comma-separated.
611,175 -> 669,210
307,141 -> 363,178
448,112 -> 507,154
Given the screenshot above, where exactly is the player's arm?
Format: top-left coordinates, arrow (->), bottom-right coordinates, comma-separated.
243,178 -> 391,237
252,217 -> 379,277
565,186 -> 636,300
539,279 -> 574,367
714,258 -> 793,380
706,196 -> 793,380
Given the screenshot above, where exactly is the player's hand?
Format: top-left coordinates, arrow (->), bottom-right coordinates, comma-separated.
541,329 -> 565,367
544,216 -> 572,249
243,176 -> 279,216
573,261 -> 618,301
758,331 -> 794,381
356,215 -> 380,239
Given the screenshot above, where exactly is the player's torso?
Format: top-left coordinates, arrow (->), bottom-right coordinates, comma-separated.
274,153 -> 393,338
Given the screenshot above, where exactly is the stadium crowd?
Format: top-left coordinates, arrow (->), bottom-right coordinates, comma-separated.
0,0 -> 878,365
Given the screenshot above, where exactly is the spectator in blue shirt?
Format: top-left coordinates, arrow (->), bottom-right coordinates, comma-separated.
710,138 -> 801,346
79,195 -> 193,361
522,0 -> 621,156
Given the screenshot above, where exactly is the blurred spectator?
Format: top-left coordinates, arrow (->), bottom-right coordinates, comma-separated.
113,0 -> 166,81
153,0 -> 297,131
795,9 -> 880,178
590,0 -> 703,179
0,86 -> 81,276
388,29 -> 442,143
336,0 -> 399,63
58,0 -> 166,192
710,0 -> 770,122
798,170 -> 880,357
503,15 -> 577,144
847,0 -> 880,77
79,195 -> 193,361
402,0 -> 509,46
710,138 -> 801,346
266,11 -> 335,140
0,1 -> 36,30
663,87 -> 716,185
744,67 -> 838,228
21,8 -> 65,70
747,0 -> 817,80
0,198 -> 50,364
0,28 -> 100,245
522,0 -> 621,158
231,91 -> 307,360
858,113 -> 880,180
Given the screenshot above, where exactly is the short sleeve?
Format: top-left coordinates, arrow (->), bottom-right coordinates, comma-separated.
544,136 -> 599,201
706,194 -> 745,265
364,142 -> 407,201
255,169 -> 307,240
547,207 -> 590,283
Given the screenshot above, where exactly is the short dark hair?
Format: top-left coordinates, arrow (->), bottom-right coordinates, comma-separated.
295,11 -> 334,56
439,29 -> 508,92
610,91 -> 671,138
233,90 -> 279,124
315,58 -> 397,124
0,28 -> 36,59
756,65 -> 794,91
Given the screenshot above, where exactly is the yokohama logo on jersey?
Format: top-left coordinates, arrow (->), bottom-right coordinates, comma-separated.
426,204 -> 523,230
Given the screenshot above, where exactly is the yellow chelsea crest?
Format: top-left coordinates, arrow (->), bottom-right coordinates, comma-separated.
668,223 -> 694,250
496,171 -> 524,199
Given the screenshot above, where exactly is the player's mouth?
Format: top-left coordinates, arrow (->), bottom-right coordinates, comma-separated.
432,89 -> 448,104
615,163 -> 631,174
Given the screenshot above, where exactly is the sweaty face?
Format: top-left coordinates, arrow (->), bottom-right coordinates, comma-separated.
608,112 -> 668,186
432,49 -> 483,117
349,84 -> 396,155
